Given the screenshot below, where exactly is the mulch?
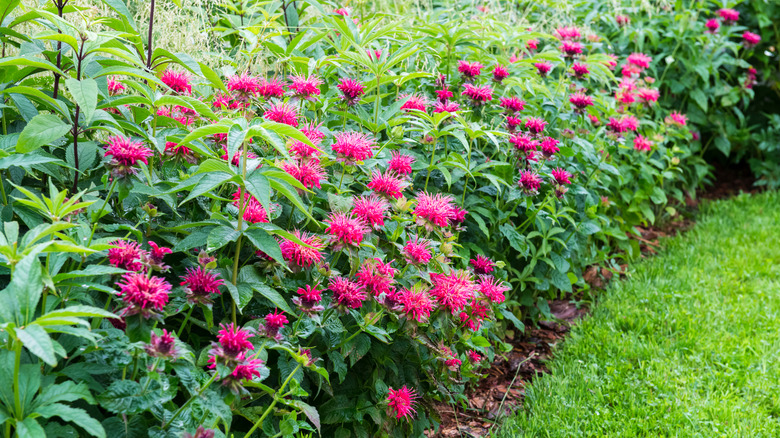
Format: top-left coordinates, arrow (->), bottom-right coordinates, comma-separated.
425,162 -> 758,437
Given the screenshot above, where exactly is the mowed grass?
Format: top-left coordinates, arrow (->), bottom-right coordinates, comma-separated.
497,191 -> 780,438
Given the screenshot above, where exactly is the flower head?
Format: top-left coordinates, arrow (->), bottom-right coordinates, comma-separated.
108,78 -> 125,96
217,323 -> 255,357
280,231 -> 326,270
478,275 -> 509,303
288,74 -> 322,98
499,97 -> 526,113
282,159 -> 326,190
398,284 -> 435,323
105,136 -> 153,177
356,258 -> 396,297
324,211 -> 368,249
637,88 -> 659,105
257,78 -> 286,99
507,116 -> 522,132
441,346 -> 462,369
665,111 -> 687,127
400,94 -> 428,112
117,273 -> 171,318
108,240 -> 145,271
518,170 -> 542,194
633,135 -> 653,151
468,350 -> 483,364
541,137 -> 560,157
161,69 -> 191,94
627,52 -> 652,70
457,61 -> 484,78
329,276 -> 368,310
461,84 -> 494,105
469,255 -> 494,274
262,310 -> 288,340
705,18 -> 720,33
232,190 -> 270,223
718,8 -> 739,24
403,238 -> 432,265
146,329 -> 179,359
434,101 -> 460,113
146,242 -> 171,271
181,267 -> 224,305
388,151 -> 415,176
263,102 -> 299,127
414,192 -> 456,229
387,386 -> 418,420
534,62 -> 553,77
289,122 -> 325,157
510,133 -> 538,153
559,41 -> 583,56
352,195 -> 389,228
555,26 -> 581,40
743,31 -> 761,48
571,62 -> 589,79
569,92 -> 593,111
337,78 -> 365,105
332,131 -> 376,164
293,284 -> 325,314
227,74 -> 261,101
616,15 -> 630,27
525,117 -> 547,135
368,170 -> 408,199
492,64 -> 509,82
552,168 -> 572,185
429,270 -> 476,314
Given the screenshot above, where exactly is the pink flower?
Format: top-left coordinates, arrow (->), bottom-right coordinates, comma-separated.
146,329 -> 179,358
718,8 -> 739,24
518,171 -> 542,193
221,145 -> 258,166
329,276 -> 368,309
164,141 -> 193,160
492,64 -> 509,82
230,355 -> 264,381
414,192 -> 455,229
559,41 -> 583,56
461,84 -> 493,105
616,15 -> 630,27
388,151 -> 415,175
213,94 -> 241,110
257,78 -> 286,99
227,74 -> 261,101
457,60 -> 484,78
569,92 -> 594,111
555,26 -> 581,40
180,266 -> 224,305
665,111 -> 687,126
434,101 -> 460,113
615,89 -> 635,105
607,115 -> 640,134
356,258 -> 396,297
588,114 -> 600,126
633,135 -> 653,152
571,62 -> 589,79
387,386 -> 418,420
105,136 -> 153,177
441,346 -> 462,369
467,350 -> 483,363
332,131 -> 376,164
507,116 -> 522,132
478,275 -> 509,303
435,87 -> 453,103
289,122 -> 325,157
117,272 -> 171,317
368,170 -> 408,199
637,88 -> 659,105
705,18 -> 720,33
352,195 -> 389,228
551,168 -> 572,185
288,74 -> 322,98
282,159 -> 326,190
449,207 -> 467,226
108,78 -> 125,96
534,62 -> 553,77
541,137 -> 560,157
604,54 -> 618,70
499,97 -> 525,113
161,69 -> 191,94
183,426 -> 214,438
293,284 -> 324,314
337,78 -> 365,105
469,254 -> 494,274
262,310 -> 288,339
526,39 -> 538,50
217,323 -> 255,357
459,298 -> 489,331
743,31 -> 761,48
627,53 -> 652,70
398,285 -> 435,323
510,133 -> 538,153
334,7 -> 349,16
324,211 -> 368,249
280,231 -> 325,270
143,241 -> 170,271
263,102 -> 299,127
403,238 -> 432,265
108,240 -> 145,271
232,190 -> 269,223
429,270 -> 476,314
400,94 -> 428,112
524,117 -> 547,135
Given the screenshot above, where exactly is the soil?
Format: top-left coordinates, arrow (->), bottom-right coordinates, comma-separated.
425,162 -> 758,437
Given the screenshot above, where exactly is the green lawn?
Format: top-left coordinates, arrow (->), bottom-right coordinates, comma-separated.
497,191 -> 780,437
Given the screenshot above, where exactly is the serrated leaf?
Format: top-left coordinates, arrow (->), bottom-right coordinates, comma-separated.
16,113 -> 71,153
35,403 -> 106,438
17,324 -> 57,366
66,78 -> 98,124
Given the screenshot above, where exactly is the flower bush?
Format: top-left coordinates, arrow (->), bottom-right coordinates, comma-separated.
0,0 -> 768,437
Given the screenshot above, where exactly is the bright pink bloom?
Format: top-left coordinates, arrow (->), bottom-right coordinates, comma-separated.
541,137 -> 560,157
164,141 -> 193,159
263,310 -> 288,339
435,87 -> 453,103
263,102 -> 299,127
507,116 -> 522,132
108,78 -> 125,95
665,111 -> 688,126
525,117 -> 547,135
399,285 -> 435,323
616,15 -> 630,27
232,190 -> 269,223
627,53 -> 652,69
478,275 -> 509,303
334,7 -> 349,16
559,41 -> 583,56
555,26 -> 581,40
718,8 -> 739,24
569,92 -> 593,111
230,355 -> 264,381
510,133 -> 538,153
389,151 -> 415,175
329,276 -> 368,309
280,231 -> 325,270
615,89 -> 635,105
743,31 -> 761,48
442,347 -> 462,369
468,350 -> 483,363
400,94 -> 428,112
499,97 -> 525,113
461,84 -> 493,105
571,62 -> 589,78
332,131 -> 376,164
217,323 -> 254,356
288,74 -> 322,98
607,115 -> 640,133
282,159 -> 326,189
146,329 -> 179,358
526,39 -> 538,50
108,240 -> 145,271
356,258 -> 396,297
289,122 -> 325,157
257,78 -> 286,99
534,62 -> 553,77
492,64 -> 509,82
368,170 -> 408,199
604,54 -> 618,70
403,238 -> 432,265
117,272 -> 171,317
459,298 -> 489,331
352,195 -> 389,228
387,386 -> 418,420
588,114 -> 600,126
180,266 -> 223,304
457,60 -> 484,78
637,88 -> 659,105
105,136 -> 153,176
469,255 -> 494,274
161,69 -> 191,94
144,242 -> 170,271
705,18 -> 720,33
633,135 -> 653,152
551,168 -> 572,185
414,192 -> 455,228
434,101 -> 460,113
227,74 -> 261,100
337,78 -> 365,105
429,270 -> 476,314
293,284 -> 324,314
324,211 -> 368,249
449,207 -> 467,226
518,171 -> 542,193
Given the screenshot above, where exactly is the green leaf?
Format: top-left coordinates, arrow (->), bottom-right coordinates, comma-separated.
155,95 -> 218,121
52,265 -> 126,282
690,88 -> 707,112
0,251 -> 43,325
15,417 -> 46,438
99,0 -> 138,30
252,282 -> 294,315
499,223 -> 529,257
98,380 -> 154,415
66,78 -> 98,125
207,225 -> 240,251
0,152 -> 63,170
650,187 -> 667,205
714,135 -> 731,156
244,170 -> 271,213
180,172 -> 233,204
244,227 -> 283,265
35,403 -> 106,438
17,324 -> 57,366
16,113 -> 71,153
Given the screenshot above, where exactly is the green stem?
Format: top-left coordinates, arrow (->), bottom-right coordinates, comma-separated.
424,138 -> 437,192
13,341 -> 22,419
242,364 -> 302,438
231,141 -> 250,325
0,170 -> 7,205
87,178 -> 118,247
141,357 -> 162,392
177,306 -> 194,337
163,373 -> 219,430
373,72 -> 381,129
338,164 -> 347,191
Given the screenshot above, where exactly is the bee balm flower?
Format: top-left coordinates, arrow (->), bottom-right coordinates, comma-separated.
387,386 -> 419,420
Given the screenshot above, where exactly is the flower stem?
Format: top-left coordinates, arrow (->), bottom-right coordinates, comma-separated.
242,364 -> 302,438
177,306 -> 194,337
13,341 -> 22,419
163,373 -> 219,430
141,357 -> 162,392
424,138 -> 437,192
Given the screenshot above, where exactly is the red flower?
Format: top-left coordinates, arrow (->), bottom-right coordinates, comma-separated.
461,84 -> 493,105
279,230 -> 325,270
717,8 -> 739,24
459,298 -> 489,331
499,97 -> 525,113
615,89 -> 635,105
399,94 -> 428,112
469,255 -> 494,274
161,69 -> 191,94
108,240 -> 145,271
337,78 -> 365,105
478,275 -> 509,303
526,39 -> 538,50
467,350 -> 483,363
164,141 -> 193,160
633,135 -> 653,152
352,195 -> 389,228
449,206 -> 468,226
588,114 -> 600,126
262,310 -> 288,339
457,60 -> 484,78
429,270 -> 476,314
398,284 -> 435,323
217,323 -> 255,357
524,117 -> 547,135
552,168 -> 572,185
332,131 -> 376,164
105,136 -> 153,177
559,41 -> 583,56
607,115 -> 640,134
263,102 -> 299,127
492,64 -> 509,82
743,31 -> 761,48
227,73 -> 260,101
324,211 -> 368,249
282,159 -> 326,189
518,171 -> 542,193
117,272 -> 172,317
541,137 -> 560,157
230,355 -> 264,381
356,258 -> 396,297
367,170 -> 408,199
289,122 -> 325,157
293,284 -> 325,314
388,151 -> 414,176
387,386 -> 419,420
555,26 -> 581,40
627,52 -> 652,70
441,346 -> 462,369
108,78 -> 125,96
257,78 -> 286,99
434,101 -> 460,113
435,87 -> 453,103
510,133 -> 538,153
637,88 -> 659,105
180,266 -> 224,305
705,18 -> 720,33
534,62 -> 553,77
569,92 -> 593,111
147,242 -> 171,268
506,116 -> 522,132
403,238 -> 432,265
414,192 -> 455,229
288,74 -> 322,98
329,276 -> 368,309
571,62 -> 589,79
232,190 -> 270,223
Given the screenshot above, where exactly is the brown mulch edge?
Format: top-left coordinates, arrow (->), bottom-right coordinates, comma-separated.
425,162 -> 758,438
